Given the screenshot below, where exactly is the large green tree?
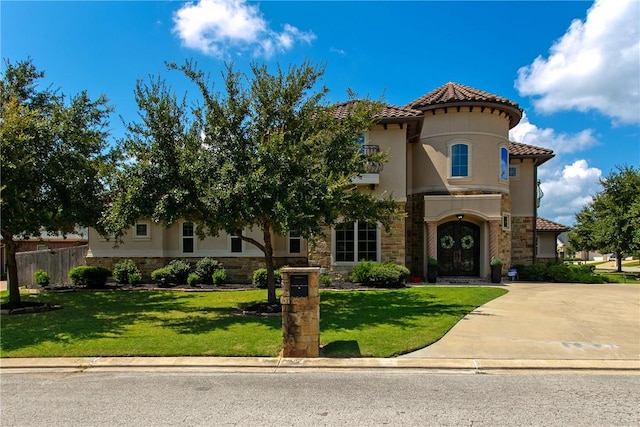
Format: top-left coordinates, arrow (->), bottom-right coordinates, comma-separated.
1,59 -> 113,304
103,60 -> 398,303
569,165 -> 640,272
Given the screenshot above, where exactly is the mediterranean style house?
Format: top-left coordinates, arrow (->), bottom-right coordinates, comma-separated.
87,82 -> 567,281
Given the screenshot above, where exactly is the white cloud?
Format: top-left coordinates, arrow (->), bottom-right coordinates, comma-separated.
510,113 -> 602,225
330,47 -> 347,56
172,0 -> 315,59
510,112 -> 599,155
538,160 -> 602,225
516,0 -> 640,125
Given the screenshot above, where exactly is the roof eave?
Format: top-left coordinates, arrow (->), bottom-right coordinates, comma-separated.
414,101 -> 523,128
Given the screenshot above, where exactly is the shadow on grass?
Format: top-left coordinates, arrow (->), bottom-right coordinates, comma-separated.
321,340 -> 361,357
319,289 -> 471,331
0,290 -> 279,354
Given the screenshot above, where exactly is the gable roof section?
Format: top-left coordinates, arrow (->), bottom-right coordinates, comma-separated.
509,141 -> 555,165
405,82 -> 523,129
536,217 -> 569,233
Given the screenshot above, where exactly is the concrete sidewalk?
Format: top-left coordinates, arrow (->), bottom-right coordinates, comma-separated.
2,283 -> 639,374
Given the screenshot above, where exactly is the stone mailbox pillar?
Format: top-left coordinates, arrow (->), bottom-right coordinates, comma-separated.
280,267 -> 320,358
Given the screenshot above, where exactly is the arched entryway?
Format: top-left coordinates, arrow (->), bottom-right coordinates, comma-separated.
437,220 -> 480,276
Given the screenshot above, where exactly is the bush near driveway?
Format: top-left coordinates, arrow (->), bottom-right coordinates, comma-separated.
514,262 -> 605,283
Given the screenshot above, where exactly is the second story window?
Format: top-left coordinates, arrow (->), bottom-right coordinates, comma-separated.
451,143 -> 469,177
500,147 -> 509,181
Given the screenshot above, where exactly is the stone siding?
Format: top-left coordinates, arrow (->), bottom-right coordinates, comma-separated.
306,202 -> 407,281
511,216 -> 535,266
86,256 -> 307,283
406,194 -> 425,277
381,202 -> 406,266
499,193 -> 512,274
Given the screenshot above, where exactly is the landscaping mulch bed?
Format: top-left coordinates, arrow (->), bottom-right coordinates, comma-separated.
0,301 -> 63,315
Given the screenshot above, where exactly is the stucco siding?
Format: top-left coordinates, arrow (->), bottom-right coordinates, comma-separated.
411,108 -> 511,195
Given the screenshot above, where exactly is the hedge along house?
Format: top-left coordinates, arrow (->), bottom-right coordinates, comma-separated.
87,82 -> 563,282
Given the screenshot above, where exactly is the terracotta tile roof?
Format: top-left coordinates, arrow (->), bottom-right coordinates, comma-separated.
508,142 -> 554,157
332,100 -> 422,121
405,82 -> 523,128
537,217 -> 570,232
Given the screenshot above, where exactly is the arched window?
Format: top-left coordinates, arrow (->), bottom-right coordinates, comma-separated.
450,143 -> 469,177
500,146 -> 509,181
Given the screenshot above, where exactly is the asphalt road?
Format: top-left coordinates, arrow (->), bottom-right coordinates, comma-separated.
2,371 -> 638,426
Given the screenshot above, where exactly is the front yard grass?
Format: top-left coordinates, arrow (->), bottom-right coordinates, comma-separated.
0,287 -> 506,358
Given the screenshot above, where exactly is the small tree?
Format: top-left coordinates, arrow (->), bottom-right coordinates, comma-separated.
1,59 -> 114,304
103,60 -> 398,303
569,165 -> 640,272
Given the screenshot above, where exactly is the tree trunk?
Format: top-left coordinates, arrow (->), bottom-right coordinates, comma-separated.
4,237 -> 21,305
616,252 -> 622,273
262,220 -> 277,304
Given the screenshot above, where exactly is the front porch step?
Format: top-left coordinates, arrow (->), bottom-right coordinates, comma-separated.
435,276 -> 489,285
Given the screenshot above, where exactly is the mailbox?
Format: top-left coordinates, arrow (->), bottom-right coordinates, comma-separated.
290,274 -> 309,297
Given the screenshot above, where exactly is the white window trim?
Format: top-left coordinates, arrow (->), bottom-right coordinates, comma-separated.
447,140 -> 472,179
509,165 -> 520,180
502,213 -> 511,231
331,221 -> 381,265
230,235 -> 243,253
133,221 -> 150,241
181,221 -> 196,254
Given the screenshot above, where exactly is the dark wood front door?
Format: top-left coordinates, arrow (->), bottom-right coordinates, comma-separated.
437,221 -> 480,276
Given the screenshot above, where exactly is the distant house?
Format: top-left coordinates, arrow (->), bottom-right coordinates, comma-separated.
87,82 -> 568,281
1,229 -> 88,279
536,218 -> 570,263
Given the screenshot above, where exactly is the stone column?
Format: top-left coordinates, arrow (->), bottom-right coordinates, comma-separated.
280,267 -> 320,358
489,220 -> 500,261
426,221 -> 437,259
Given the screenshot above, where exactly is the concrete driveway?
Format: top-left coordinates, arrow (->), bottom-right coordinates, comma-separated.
402,283 -> 640,360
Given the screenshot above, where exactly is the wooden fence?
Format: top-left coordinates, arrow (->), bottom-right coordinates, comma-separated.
16,245 -> 89,286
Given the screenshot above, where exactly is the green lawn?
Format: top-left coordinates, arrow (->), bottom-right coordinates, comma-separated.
597,271 -> 640,284
1,287 -> 506,358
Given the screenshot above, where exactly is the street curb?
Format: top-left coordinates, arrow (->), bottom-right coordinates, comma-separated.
2,357 -> 639,373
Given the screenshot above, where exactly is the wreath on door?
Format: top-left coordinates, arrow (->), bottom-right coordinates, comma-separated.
461,235 -> 474,249
440,235 -> 454,249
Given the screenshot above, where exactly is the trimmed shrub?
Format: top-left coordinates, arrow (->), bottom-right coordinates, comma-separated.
194,257 -> 223,285
393,264 -> 411,284
547,263 -> 574,282
351,260 -> 375,283
113,259 -> 141,285
187,272 -> 199,287
252,268 -> 281,288
351,261 -> 410,287
212,269 -> 227,285
127,272 -> 142,285
34,269 -> 50,286
68,266 -> 111,288
519,264 -> 548,281
151,266 -> 174,284
368,264 -> 402,287
168,259 -> 192,284
517,262 -> 605,284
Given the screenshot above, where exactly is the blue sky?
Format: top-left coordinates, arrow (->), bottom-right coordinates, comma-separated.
2,0 -> 639,226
